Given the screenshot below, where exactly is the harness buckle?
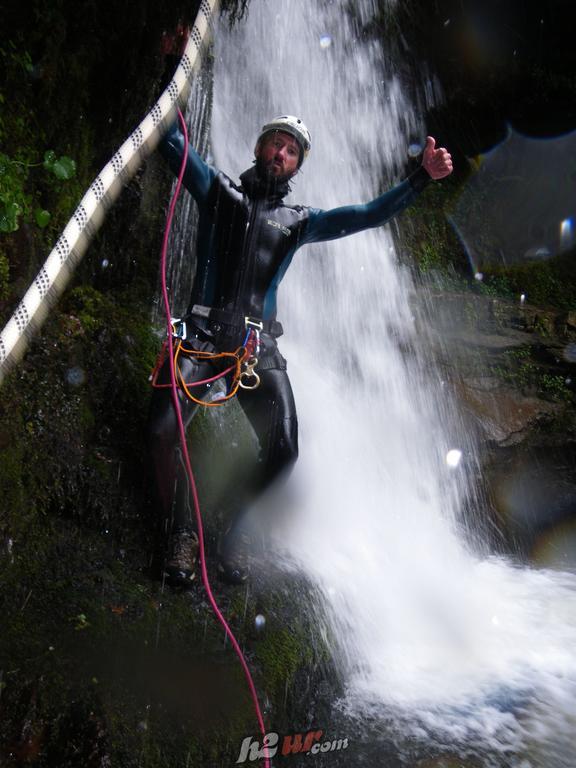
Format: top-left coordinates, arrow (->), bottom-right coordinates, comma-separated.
244,316 -> 263,356
171,318 -> 187,339
191,304 -> 211,319
244,316 -> 264,332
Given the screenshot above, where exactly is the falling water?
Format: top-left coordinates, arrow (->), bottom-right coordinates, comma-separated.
174,0 -> 576,765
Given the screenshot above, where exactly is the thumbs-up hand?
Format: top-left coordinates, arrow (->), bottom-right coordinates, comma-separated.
422,136 -> 453,180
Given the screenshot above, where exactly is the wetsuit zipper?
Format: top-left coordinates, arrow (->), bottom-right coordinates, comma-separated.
235,195 -> 262,315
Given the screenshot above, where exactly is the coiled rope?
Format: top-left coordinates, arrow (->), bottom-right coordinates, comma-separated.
0,0 -> 218,385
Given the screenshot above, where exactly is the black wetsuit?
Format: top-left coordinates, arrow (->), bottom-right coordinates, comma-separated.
147,124 -> 429,541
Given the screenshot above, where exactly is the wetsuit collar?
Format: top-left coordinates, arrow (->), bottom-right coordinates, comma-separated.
239,165 -> 290,202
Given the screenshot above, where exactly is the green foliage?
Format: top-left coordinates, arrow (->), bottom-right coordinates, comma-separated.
539,373 -> 571,401
0,150 -> 76,234
68,284 -> 110,334
490,346 -> 572,403
43,149 -> 77,181
0,152 -> 31,232
474,273 -> 515,298
0,42 -> 33,76
257,627 -> 304,695
417,240 -> 444,273
34,207 -> 51,228
401,174 -> 471,286
0,247 -> 9,298
481,255 -> 576,310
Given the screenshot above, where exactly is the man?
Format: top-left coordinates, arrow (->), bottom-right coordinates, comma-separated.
148,115 -> 452,587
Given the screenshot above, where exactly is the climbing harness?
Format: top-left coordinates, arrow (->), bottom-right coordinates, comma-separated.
0,1 -> 219,385
150,316 -> 263,405
189,304 -> 283,337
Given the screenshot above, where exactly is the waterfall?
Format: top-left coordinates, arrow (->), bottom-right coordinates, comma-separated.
168,1 -> 576,764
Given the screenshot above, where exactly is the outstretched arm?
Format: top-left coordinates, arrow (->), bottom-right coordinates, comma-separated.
159,122 -> 216,205
302,136 -> 452,245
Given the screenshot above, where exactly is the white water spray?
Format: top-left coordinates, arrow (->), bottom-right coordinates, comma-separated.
210,2 -> 576,765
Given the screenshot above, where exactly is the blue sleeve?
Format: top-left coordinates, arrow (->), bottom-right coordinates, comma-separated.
302,167 -> 430,245
158,122 -> 216,205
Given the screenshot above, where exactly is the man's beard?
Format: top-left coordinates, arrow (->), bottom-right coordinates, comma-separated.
255,156 -> 295,185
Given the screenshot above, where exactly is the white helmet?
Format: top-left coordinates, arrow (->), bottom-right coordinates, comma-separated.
256,115 -> 311,165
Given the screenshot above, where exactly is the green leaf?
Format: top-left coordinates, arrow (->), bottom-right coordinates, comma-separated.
0,201 -> 21,232
51,156 -> 76,180
22,52 -> 33,74
43,149 -> 56,170
34,207 -> 51,228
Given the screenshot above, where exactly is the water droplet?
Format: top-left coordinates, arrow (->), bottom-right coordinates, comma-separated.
65,366 -> 86,387
446,449 -> 462,468
562,344 -> 576,364
520,294 -> 526,304
319,34 -> 332,49
408,143 -> 423,158
101,258 -> 110,269
474,272 -> 484,281
254,614 -> 266,632
560,217 -> 573,250
443,18 -> 451,27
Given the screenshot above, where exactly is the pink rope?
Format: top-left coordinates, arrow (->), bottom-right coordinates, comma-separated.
159,109 -> 271,767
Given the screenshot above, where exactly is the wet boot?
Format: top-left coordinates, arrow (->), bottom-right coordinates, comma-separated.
217,522 -> 253,585
164,528 -> 199,588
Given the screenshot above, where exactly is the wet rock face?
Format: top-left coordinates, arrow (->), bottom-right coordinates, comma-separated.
424,291 -> 576,444
485,444 -> 576,564
457,378 -> 560,447
422,289 -> 576,560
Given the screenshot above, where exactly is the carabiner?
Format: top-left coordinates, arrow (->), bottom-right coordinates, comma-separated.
239,356 -> 261,390
245,317 -> 263,356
